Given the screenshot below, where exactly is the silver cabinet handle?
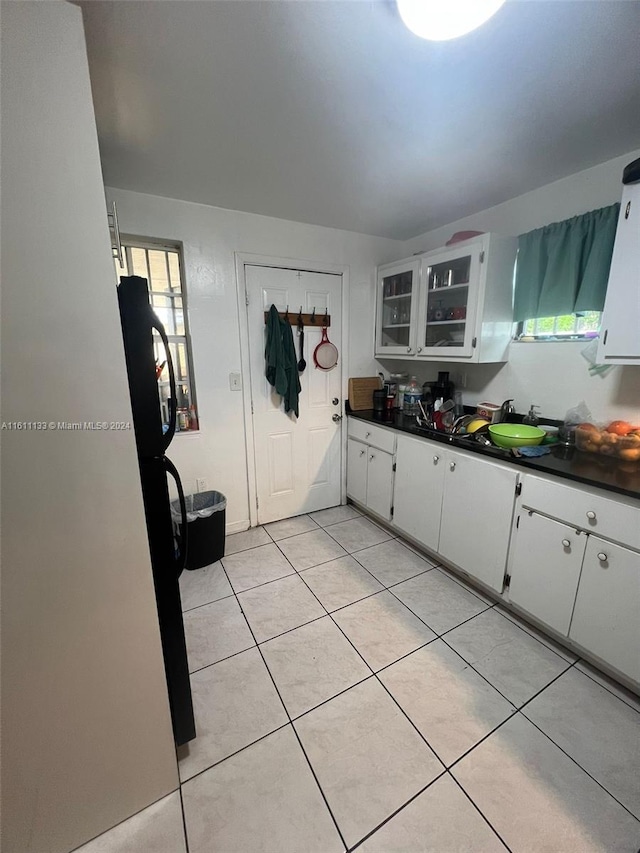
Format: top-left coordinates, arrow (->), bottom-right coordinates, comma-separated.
449,461 -> 456,471
417,346 -> 423,353
433,455 -> 439,464
366,431 -> 371,438
562,539 -> 571,548
370,454 -> 375,461
586,511 -> 596,520
597,552 -> 608,563
407,347 -> 413,353
332,413 -> 342,423
359,449 -> 365,457
332,398 -> 339,405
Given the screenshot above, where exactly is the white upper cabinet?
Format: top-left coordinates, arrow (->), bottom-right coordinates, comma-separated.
375,234 -> 517,363
375,258 -> 421,356
597,166 -> 640,365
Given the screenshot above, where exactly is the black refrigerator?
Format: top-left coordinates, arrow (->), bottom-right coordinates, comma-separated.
117,274 -> 196,746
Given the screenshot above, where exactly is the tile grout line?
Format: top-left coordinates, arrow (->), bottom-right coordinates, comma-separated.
177,785 -> 191,853
178,721 -> 291,787
443,660 -> 581,777
270,535 -> 458,847
345,770 -> 449,852
519,710 -> 640,824
218,556 -> 349,851
270,536 -> 494,851
445,771 -> 514,853
573,665 -> 640,715
186,519 -> 638,849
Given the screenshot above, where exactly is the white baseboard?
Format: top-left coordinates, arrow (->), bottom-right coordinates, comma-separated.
226,519 -> 250,535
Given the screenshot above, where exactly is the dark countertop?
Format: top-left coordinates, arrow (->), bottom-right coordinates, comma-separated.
348,409 -> 640,501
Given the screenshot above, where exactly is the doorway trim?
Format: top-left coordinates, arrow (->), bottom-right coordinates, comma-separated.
235,253 -> 350,528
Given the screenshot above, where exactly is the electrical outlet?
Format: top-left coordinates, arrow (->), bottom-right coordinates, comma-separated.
196,477 -> 208,493
229,372 -> 242,391
458,372 -> 467,388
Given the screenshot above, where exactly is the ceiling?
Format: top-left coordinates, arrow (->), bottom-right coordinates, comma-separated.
79,0 -> 640,240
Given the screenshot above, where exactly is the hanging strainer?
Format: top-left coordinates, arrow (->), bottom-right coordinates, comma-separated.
313,325 -> 338,371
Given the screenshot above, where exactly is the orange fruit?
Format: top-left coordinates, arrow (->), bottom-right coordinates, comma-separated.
606,420 -> 633,436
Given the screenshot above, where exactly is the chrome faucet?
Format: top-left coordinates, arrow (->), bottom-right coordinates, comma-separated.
499,399 -> 515,422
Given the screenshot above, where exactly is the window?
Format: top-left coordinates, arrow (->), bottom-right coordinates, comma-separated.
515,311 -> 602,341
513,203 -> 618,343
115,239 -> 199,432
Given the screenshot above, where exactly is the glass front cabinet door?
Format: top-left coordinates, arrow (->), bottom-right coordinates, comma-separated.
375,259 -> 420,357
416,244 -> 482,359
374,235 -> 517,363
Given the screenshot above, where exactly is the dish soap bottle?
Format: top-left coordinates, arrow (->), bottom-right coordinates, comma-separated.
403,376 -> 421,415
523,404 -> 540,426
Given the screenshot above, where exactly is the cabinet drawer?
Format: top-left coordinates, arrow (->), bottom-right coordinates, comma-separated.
521,474 -> 640,552
347,419 -> 396,454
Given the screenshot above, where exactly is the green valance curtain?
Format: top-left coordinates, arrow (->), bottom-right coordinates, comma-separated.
513,203 -> 620,322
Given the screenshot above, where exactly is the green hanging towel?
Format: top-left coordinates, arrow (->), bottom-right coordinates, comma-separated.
265,305 -> 301,417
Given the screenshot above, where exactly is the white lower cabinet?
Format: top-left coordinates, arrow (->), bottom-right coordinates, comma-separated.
393,435 -> 445,552
392,435 -> 518,592
366,448 -> 395,520
346,438 -> 368,505
569,537 -> 640,683
508,511 -> 586,635
508,473 -> 640,685
438,451 -> 518,592
346,437 -> 394,521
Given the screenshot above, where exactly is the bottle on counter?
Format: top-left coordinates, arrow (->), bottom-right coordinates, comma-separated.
403,376 -> 421,415
523,404 -> 541,426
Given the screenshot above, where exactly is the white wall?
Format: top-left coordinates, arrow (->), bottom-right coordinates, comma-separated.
107,187 -> 399,530
1,5 -> 178,852
376,151 -> 640,423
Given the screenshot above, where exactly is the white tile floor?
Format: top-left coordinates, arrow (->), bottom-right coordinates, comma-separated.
82,504 -> 640,852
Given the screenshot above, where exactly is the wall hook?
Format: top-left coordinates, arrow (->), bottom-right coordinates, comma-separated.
311,308 -> 316,323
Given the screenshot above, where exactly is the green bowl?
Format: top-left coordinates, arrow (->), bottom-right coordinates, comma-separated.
488,424 -> 545,448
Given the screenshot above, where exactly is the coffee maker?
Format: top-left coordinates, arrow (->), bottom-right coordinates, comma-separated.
422,371 -> 454,404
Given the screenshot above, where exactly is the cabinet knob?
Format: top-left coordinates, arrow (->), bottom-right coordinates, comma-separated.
365,431 -> 371,438
562,539 -> 571,548
597,552 -> 608,563
359,449 -> 365,457
406,346 -> 413,354
449,461 -> 456,472
417,346 -> 423,353
433,455 -> 439,464
586,511 -> 596,520
370,454 -> 375,461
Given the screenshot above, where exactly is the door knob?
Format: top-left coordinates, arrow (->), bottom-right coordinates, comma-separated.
332,413 -> 342,423
332,398 -> 339,405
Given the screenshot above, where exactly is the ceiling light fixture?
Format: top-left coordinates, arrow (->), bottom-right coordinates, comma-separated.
397,0 -> 506,41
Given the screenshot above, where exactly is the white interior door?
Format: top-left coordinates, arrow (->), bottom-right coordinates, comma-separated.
245,265 -> 343,524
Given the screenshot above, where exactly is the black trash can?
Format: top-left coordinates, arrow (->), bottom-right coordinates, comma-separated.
172,490 -> 226,570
